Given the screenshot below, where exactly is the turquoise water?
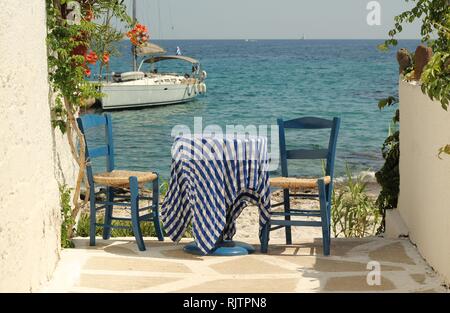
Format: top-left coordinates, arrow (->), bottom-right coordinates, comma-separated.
86,39 -> 419,180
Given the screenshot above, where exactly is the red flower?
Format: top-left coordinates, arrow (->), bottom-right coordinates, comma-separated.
85,51 -> 98,64
135,23 -> 147,33
102,52 -> 110,64
84,9 -> 94,21
127,23 -> 150,46
84,68 -> 91,77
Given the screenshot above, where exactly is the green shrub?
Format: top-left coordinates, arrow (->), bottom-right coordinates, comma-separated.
374,98 -> 400,233
75,179 -> 193,239
60,185 -> 75,248
76,211 -> 193,238
76,212 -> 158,237
331,166 -> 381,238
159,179 -> 169,198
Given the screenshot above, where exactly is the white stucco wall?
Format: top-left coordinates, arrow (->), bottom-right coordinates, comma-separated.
0,0 -> 76,291
397,80 -> 450,284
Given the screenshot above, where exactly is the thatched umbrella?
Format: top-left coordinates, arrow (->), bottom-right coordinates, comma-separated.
136,42 -> 166,56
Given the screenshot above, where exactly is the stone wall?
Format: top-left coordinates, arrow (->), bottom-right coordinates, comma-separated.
395,80 -> 450,284
0,0 -> 76,291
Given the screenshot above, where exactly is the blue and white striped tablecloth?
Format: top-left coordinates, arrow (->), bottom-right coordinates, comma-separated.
161,135 -> 271,254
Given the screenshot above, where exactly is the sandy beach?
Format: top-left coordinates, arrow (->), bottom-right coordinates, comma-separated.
81,180 -> 382,243
234,182 -> 381,243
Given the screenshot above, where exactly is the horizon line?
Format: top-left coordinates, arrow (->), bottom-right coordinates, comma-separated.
140,38 -> 422,41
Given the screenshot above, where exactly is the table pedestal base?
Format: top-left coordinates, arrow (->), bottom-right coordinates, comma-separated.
183,240 -> 256,256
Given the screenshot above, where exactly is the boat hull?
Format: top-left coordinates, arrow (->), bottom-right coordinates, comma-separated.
100,83 -> 200,110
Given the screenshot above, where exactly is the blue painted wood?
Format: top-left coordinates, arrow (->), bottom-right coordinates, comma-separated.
277,118 -> 292,245
77,113 -> 164,251
286,148 -> 329,160
77,116 -> 98,247
185,241 -> 256,256
77,114 -> 107,129
89,183 -> 96,247
277,118 -> 288,177
325,117 -> 341,206
76,114 -> 114,173
283,189 -> 292,244
263,116 -> 340,256
318,179 -> 330,256
88,146 -> 109,158
260,223 -> 269,253
76,116 -> 95,186
152,177 -> 164,241
102,187 -> 114,240
130,176 -> 146,251
283,116 -> 334,129
105,114 -> 115,172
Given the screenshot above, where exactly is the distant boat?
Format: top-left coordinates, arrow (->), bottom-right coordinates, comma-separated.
301,34 -> 306,40
98,0 -> 207,110
101,55 -> 207,110
244,39 -> 257,42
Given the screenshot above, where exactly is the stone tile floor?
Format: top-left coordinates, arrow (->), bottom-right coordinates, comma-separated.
42,236 -> 449,293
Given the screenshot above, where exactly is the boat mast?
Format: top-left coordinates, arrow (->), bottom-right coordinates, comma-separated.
132,0 -> 137,71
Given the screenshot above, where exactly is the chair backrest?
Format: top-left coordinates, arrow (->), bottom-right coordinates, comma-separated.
278,116 -> 340,182
76,114 -> 115,185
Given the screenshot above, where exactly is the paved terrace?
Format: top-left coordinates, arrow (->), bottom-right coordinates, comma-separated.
43,236 -> 448,293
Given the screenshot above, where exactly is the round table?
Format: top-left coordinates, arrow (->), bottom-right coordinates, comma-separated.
161,134 -> 271,256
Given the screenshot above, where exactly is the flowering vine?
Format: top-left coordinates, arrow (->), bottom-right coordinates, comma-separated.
46,0 -> 132,247
127,23 -> 150,46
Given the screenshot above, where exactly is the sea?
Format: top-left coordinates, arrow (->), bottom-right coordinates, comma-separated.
85,39 -> 419,181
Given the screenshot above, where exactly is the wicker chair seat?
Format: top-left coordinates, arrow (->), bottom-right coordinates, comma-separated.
270,176 -> 331,190
93,170 -> 158,188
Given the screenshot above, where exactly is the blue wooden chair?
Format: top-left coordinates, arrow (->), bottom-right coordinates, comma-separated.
77,114 -> 164,251
261,116 -> 340,256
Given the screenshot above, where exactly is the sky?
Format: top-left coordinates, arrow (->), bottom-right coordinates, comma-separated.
127,0 -> 422,40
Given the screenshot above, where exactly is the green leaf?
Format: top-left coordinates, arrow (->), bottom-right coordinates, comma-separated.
377,43 -> 389,51
438,145 -> 450,159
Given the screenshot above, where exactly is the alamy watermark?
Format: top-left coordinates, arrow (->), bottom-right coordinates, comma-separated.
170,117 -> 279,171
367,261 -> 382,286
367,1 -> 381,26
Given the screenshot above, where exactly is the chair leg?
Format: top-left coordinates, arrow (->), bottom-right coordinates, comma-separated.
89,185 -> 96,246
327,191 -> 332,244
260,222 -> 270,253
130,176 -> 146,251
326,184 -> 332,238
318,179 -> 330,256
152,177 -> 164,241
283,189 -> 292,245
102,187 -> 114,240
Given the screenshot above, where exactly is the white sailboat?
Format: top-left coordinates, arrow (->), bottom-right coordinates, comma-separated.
99,0 -> 207,110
